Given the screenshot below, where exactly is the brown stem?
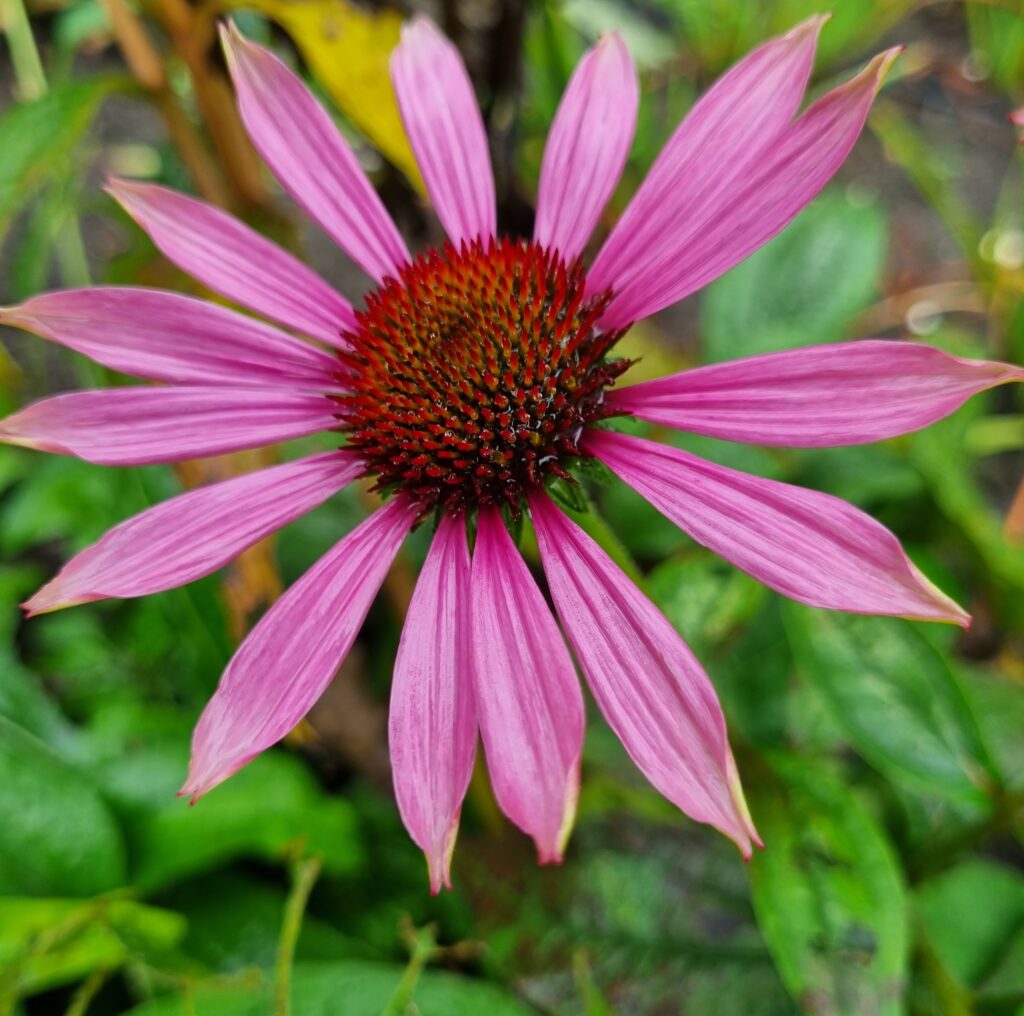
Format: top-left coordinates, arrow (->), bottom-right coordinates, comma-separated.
147,0 -> 267,207
101,0 -> 231,205
1004,472 -> 1024,545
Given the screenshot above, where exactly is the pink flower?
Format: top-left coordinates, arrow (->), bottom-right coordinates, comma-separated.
4,17 -> 1021,892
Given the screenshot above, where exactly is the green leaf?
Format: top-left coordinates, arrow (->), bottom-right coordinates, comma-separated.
561,0 -> 676,69
700,189 -> 887,362
659,0 -> 914,72
957,665 -> 1024,793
748,754 -> 909,1016
714,601 -> 792,748
0,76 -> 122,236
909,413 -> 1024,628
966,4 -> 1024,97
122,960 -> 539,1015
0,716 -> 126,897
647,553 -> 764,658
165,872 -> 369,973
113,747 -> 364,890
915,860 -> 1024,989
783,606 -> 998,802
0,898 -> 185,997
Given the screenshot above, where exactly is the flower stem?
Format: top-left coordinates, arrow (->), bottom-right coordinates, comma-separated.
380,922 -> 440,1016
273,854 -> 322,1016
0,0 -> 46,100
1,0 -> 92,291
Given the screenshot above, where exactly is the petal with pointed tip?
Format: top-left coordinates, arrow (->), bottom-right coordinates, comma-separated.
588,16 -> 825,315
608,340 -> 1024,447
221,22 -> 409,282
390,514 -> 476,893
533,32 -> 638,262
108,179 -> 356,346
470,506 -> 583,863
24,451 -> 361,615
0,287 -> 339,388
391,17 -> 496,247
183,497 -> 417,797
587,429 -> 969,626
596,42 -> 900,329
0,387 -> 338,465
530,491 -> 759,856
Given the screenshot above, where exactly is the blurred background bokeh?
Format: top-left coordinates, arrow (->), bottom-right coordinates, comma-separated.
1,0 -> 1023,1013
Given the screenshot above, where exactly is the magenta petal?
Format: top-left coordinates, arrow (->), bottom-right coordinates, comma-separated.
390,514 -> 476,893
221,23 -> 410,283
24,451 -> 361,615
608,340 -> 1024,447
0,288 -> 340,389
529,491 -> 759,856
587,429 -> 969,626
183,497 -> 417,797
588,16 -> 823,316
391,18 -> 496,247
108,179 -> 357,346
533,32 -> 638,262
470,506 -> 583,862
596,43 -> 900,329
0,387 -> 338,465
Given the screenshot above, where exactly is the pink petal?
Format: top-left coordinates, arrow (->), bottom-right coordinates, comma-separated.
0,387 -> 339,465
587,429 -> 969,626
221,22 -> 410,283
390,514 -> 476,893
390,18 -> 495,247
183,497 -> 417,797
533,32 -> 638,262
470,506 -> 583,862
108,179 -> 356,346
587,16 -> 824,315
607,340 -> 1024,447
529,491 -> 759,856
596,44 -> 901,329
24,451 -> 361,615
0,288 -> 340,389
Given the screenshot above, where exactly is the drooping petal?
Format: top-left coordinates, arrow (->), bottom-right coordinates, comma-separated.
0,387 -> 339,465
183,497 -> 417,797
0,288 -> 340,389
596,44 -> 901,329
533,32 -> 638,262
221,22 -> 410,283
390,514 -> 476,893
529,491 -> 758,856
470,506 -> 583,862
587,429 -> 969,626
24,451 -> 362,615
607,340 -> 1024,446
587,16 -> 824,312
390,17 -> 496,246
108,179 -> 357,346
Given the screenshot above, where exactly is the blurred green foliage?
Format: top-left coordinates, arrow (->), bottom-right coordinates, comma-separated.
1,0 -> 1023,1014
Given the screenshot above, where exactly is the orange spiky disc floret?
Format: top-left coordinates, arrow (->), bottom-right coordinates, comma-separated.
336,237 -> 629,515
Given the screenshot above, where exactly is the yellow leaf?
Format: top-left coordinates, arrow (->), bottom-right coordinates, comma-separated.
231,0 -> 423,193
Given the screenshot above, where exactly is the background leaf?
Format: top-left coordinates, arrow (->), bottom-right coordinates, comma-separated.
0,76 -> 121,236
749,755 -> 910,1016
0,717 -> 125,897
783,606 -> 998,803
700,189 -> 887,362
